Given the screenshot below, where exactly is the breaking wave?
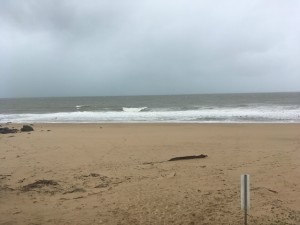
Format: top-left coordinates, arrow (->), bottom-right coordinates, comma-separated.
76,105 -> 90,109
122,107 -> 148,112
1,105 -> 300,123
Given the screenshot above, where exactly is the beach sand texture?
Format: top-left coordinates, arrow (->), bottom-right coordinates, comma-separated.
0,124 -> 299,225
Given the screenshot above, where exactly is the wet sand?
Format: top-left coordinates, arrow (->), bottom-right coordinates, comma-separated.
0,123 -> 299,224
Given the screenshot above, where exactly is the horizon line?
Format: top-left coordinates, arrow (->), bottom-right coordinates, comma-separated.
1,90 -> 300,99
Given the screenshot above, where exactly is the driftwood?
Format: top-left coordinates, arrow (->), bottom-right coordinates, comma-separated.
143,154 -> 208,165
267,188 -> 278,194
168,154 -> 208,161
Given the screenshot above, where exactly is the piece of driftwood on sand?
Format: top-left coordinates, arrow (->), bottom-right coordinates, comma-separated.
143,154 -> 208,165
168,154 -> 208,161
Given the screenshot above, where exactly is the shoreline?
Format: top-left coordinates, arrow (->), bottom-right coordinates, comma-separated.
2,121 -> 300,125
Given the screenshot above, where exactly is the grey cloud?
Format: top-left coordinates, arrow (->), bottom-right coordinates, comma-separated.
0,0 -> 300,97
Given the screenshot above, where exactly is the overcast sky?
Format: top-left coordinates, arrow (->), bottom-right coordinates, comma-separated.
0,0 -> 299,98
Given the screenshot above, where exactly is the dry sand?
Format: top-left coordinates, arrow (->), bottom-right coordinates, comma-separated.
0,123 -> 299,225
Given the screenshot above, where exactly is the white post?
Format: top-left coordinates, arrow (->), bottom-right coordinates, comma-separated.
241,174 -> 250,225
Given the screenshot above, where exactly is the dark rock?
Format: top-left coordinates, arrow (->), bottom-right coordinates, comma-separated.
168,154 -> 208,161
20,125 -> 34,132
0,127 -> 19,134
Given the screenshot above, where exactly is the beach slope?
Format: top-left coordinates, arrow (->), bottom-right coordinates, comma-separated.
0,124 -> 299,224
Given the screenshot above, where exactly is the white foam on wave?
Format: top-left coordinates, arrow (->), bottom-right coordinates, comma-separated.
76,105 -> 89,109
122,107 -> 147,112
1,106 -> 299,123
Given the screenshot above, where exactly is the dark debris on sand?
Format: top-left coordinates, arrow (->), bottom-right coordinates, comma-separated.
0,127 -> 19,134
1,124 -> 35,134
21,180 -> 59,192
168,154 -> 208,161
20,125 -> 34,132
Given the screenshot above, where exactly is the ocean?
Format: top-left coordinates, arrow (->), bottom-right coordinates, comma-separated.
0,92 -> 299,123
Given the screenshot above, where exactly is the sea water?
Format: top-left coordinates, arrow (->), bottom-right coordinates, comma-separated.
0,92 -> 299,123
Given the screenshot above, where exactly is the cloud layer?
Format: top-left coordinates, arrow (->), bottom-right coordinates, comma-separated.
1,0 -> 300,97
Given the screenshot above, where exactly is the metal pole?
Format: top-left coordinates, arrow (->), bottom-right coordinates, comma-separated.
244,174 -> 247,225
245,207 -> 247,225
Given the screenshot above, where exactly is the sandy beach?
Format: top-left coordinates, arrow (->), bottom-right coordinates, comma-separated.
0,123 -> 299,225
